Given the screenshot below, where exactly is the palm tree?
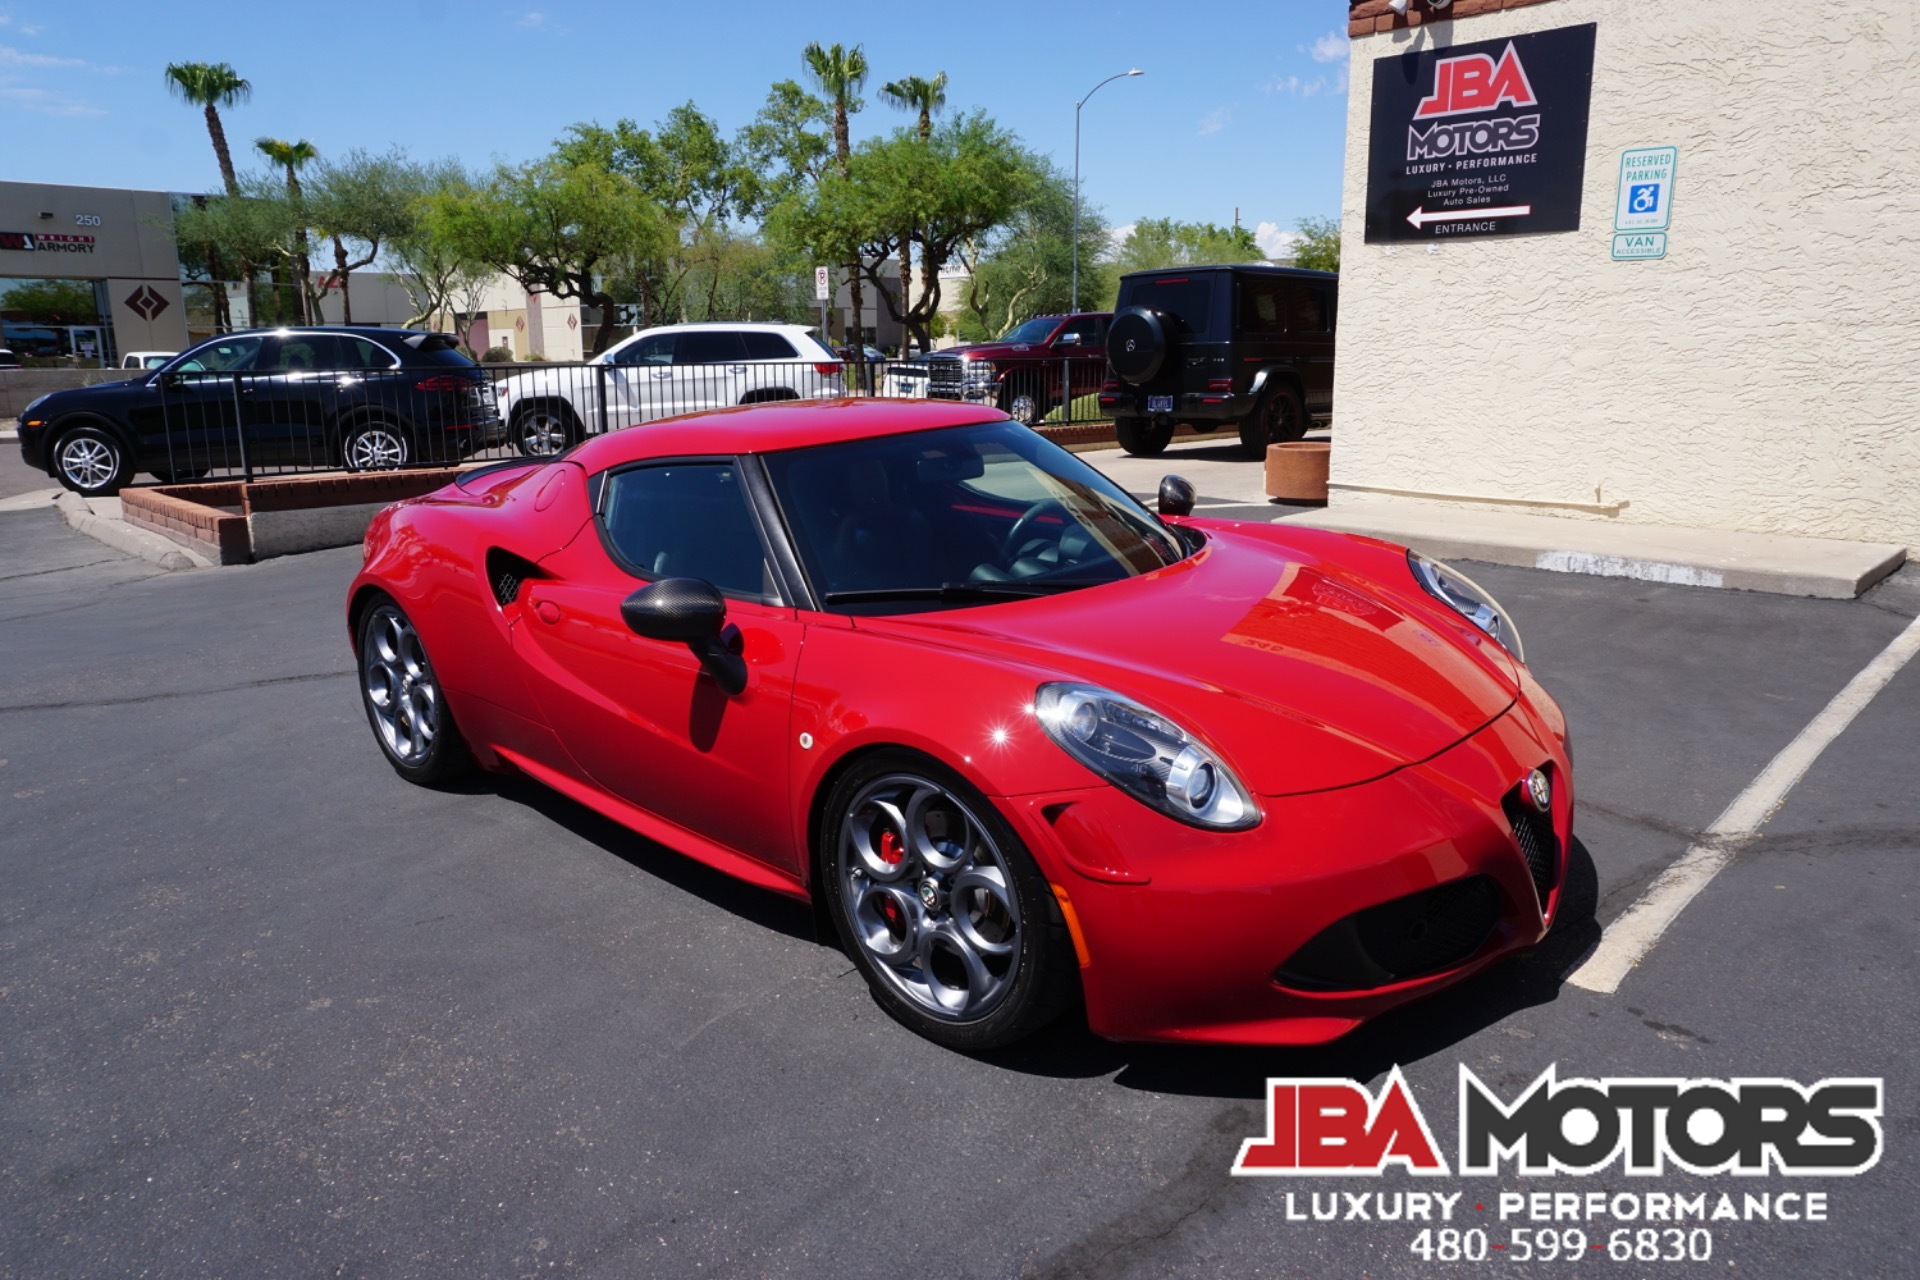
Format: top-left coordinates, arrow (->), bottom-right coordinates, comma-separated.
165,62 -> 250,331
802,42 -> 868,351
257,137 -> 319,322
880,73 -> 947,353
164,62 -> 251,196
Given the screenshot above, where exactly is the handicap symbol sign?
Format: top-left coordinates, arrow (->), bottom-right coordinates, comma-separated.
1629,184 -> 1660,214
1615,146 -> 1677,232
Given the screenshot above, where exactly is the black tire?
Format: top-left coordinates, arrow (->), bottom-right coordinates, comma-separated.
998,378 -> 1049,427
821,750 -> 1078,1051
51,422 -> 134,497
357,598 -> 473,785
343,420 -> 409,472
1107,307 -> 1171,384
150,467 -> 211,485
1115,416 -> 1174,457
511,401 -> 581,457
1238,383 -> 1306,459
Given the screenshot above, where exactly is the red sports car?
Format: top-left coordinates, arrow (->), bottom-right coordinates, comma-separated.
348,400 -> 1572,1050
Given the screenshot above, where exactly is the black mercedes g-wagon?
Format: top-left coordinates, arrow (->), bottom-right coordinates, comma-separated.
1099,263 -> 1336,459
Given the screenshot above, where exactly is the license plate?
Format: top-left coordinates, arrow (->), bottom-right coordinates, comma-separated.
1148,395 -> 1173,413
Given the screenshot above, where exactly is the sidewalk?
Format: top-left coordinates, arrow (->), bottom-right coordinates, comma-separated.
1079,440 -> 1907,600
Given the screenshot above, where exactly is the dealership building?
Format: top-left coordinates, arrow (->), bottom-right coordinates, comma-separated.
1336,0 -> 1919,560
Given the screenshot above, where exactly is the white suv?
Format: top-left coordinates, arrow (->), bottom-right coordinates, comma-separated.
495,322 -> 845,456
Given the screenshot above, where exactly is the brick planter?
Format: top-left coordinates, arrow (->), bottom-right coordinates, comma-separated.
120,468 -> 467,565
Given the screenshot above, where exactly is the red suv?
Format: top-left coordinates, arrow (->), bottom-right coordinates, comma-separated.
925,313 -> 1112,425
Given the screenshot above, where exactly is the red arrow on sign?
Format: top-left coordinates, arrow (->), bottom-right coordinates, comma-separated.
1405,203 -> 1532,229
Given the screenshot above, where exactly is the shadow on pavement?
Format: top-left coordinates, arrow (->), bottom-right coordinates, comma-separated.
447,762 -> 1602,1100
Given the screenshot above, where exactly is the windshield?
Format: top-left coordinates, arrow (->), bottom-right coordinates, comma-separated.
764,421 -> 1187,615
1000,317 -> 1059,345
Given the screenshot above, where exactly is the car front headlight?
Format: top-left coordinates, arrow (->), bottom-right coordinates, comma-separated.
1035,683 -> 1258,830
1407,550 -> 1524,662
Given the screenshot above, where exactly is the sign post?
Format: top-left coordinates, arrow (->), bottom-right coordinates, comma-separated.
814,265 -> 832,339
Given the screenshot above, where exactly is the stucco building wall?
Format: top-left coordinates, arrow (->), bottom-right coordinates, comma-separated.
1336,0 -> 1920,550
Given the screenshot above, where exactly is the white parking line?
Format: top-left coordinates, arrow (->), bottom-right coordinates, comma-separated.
1568,609 -> 1920,994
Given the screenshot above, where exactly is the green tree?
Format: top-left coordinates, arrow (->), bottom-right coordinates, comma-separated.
0,279 -> 98,324
307,149 -> 419,325
387,160 -> 496,345
878,71 -> 947,350
739,80 -> 833,202
1290,215 -> 1341,273
255,137 -> 319,321
801,41 -> 869,343
426,159 -> 668,355
1114,217 -> 1262,274
955,163 -> 1110,339
555,103 -> 762,326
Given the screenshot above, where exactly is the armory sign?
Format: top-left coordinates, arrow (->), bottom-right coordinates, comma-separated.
0,231 -> 97,254
1364,23 -> 1597,242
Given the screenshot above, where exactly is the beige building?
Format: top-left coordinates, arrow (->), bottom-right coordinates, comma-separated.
1335,0 -> 1920,553
0,179 -> 592,365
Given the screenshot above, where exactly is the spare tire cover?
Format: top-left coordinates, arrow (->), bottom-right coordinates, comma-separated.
1107,307 -> 1171,385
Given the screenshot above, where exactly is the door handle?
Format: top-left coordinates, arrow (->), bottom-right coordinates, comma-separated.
725,364 -> 747,373
651,370 -> 673,379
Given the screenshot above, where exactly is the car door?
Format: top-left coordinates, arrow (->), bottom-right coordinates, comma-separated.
1051,316 -> 1109,403
608,332 -> 678,425
131,335 -> 266,474
1288,281 -> 1335,419
670,330 -> 749,414
513,459 -> 805,872
239,332 -> 362,466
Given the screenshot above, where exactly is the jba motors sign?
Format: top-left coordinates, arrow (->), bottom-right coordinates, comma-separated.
0,231 -> 96,254
1364,23 -> 1597,242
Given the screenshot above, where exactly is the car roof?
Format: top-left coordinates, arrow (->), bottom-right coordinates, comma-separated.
630,321 -> 817,335
1117,263 -> 1337,280
567,398 -> 1010,469
198,325 -> 445,340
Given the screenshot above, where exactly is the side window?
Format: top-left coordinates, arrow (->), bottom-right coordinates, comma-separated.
676,331 -> 748,364
348,337 -> 397,368
1237,277 -> 1284,335
740,331 -> 799,360
1056,317 -> 1102,345
1291,286 -> 1330,334
176,335 -> 263,373
599,462 -> 775,601
615,334 -> 675,366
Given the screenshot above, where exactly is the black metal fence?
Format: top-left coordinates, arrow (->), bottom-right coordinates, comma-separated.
126,355 -> 1115,485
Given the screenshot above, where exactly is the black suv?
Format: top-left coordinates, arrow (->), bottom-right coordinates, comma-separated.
1099,263 -> 1336,459
16,326 -> 505,496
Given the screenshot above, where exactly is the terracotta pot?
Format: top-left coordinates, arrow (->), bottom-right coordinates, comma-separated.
1265,441 -> 1331,503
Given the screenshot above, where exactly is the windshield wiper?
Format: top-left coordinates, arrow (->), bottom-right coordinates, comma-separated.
822,579 -> 1113,604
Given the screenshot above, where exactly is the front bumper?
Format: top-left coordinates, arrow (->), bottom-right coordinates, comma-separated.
1000,696 -> 1572,1045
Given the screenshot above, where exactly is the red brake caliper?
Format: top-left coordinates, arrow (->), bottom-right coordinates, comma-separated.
878,829 -> 904,866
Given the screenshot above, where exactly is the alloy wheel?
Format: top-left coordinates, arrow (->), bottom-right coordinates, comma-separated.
517,410 -> 571,457
59,435 -> 119,490
362,606 -> 439,765
1006,391 -> 1040,425
346,426 -> 407,470
838,773 -> 1023,1020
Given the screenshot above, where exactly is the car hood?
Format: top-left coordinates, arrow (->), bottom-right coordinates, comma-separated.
940,340 -> 1057,361
853,529 -> 1520,797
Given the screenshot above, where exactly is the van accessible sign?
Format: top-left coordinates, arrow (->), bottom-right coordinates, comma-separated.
1364,23 -> 1597,243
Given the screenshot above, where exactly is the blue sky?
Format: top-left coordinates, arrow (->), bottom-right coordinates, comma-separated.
1,0 -> 1352,254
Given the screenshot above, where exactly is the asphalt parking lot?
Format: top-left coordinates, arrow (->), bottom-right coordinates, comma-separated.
2,486 -> 1916,1279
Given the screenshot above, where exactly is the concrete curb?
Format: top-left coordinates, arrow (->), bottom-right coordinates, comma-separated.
1278,499 -> 1907,600
52,490 -> 210,571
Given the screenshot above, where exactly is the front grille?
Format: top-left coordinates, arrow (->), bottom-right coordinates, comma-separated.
1275,875 -> 1502,992
1501,777 -> 1560,908
927,354 -> 965,399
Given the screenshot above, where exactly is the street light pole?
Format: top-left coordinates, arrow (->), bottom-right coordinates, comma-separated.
1073,68 -> 1143,314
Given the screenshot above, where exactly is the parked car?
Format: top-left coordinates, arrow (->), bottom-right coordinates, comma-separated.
494,322 -> 844,457
15,326 -> 505,496
120,350 -> 177,370
926,313 -> 1111,425
348,398 -> 1570,1051
883,353 -> 932,399
0,349 -> 20,370
1100,263 -> 1336,458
